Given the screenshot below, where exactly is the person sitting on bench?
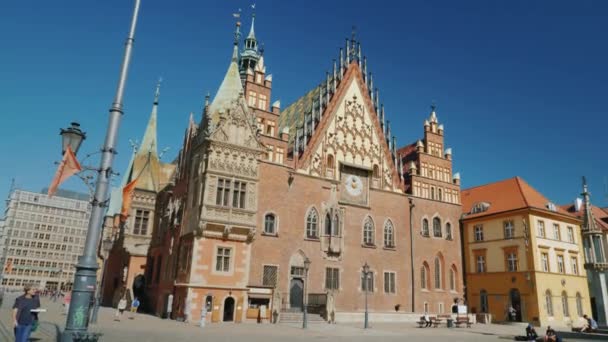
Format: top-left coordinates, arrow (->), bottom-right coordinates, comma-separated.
526,323 -> 538,341
423,314 -> 432,327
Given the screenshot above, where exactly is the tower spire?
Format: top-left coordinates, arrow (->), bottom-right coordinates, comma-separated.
138,79 -> 160,157
247,4 -> 256,39
581,176 -> 599,232
232,20 -> 241,62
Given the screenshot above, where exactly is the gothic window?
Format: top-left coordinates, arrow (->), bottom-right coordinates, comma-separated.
445,222 -> 452,240
422,219 -> 430,237
384,220 -> 395,248
324,213 -> 332,236
431,187 -> 435,200
421,263 -> 429,289
438,188 -> 442,201
449,266 -> 457,291
434,257 -> 442,289
363,217 -> 374,246
332,214 -> 340,236
545,290 -> 554,316
433,217 -> 442,237
326,154 -> 335,177
264,214 -> 276,235
306,208 -> 319,239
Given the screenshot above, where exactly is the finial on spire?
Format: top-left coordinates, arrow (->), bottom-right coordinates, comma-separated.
351,25 -> 356,42
153,77 -> 162,105
247,4 -> 256,39
205,91 -> 211,107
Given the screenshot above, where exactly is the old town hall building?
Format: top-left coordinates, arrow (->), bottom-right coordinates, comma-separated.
137,14 -> 463,323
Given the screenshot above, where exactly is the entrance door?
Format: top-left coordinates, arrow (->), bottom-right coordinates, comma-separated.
509,288 -> 522,322
223,297 -> 235,322
290,278 -> 304,311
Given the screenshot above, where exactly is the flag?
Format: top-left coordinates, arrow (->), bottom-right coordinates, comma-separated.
120,178 -> 138,222
48,146 -> 82,197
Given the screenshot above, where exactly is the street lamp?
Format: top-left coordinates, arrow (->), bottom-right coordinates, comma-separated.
362,262 -> 370,329
302,257 -> 311,329
90,237 -> 114,324
60,122 -> 86,156
61,1 -> 141,340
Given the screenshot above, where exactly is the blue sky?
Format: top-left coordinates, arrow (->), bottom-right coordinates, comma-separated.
1,0 -> 607,211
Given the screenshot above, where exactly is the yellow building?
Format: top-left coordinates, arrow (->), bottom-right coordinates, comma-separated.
461,177 -> 592,328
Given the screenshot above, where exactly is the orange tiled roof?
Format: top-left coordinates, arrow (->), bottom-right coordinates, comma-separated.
461,176 -> 575,220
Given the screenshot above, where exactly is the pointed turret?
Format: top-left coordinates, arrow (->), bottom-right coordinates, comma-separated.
138,79 -> 161,157
581,176 -> 599,233
209,22 -> 245,124
240,10 -> 261,78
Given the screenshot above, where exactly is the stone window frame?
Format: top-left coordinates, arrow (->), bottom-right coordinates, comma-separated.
383,218 -> 395,248
304,206 -> 319,240
421,217 -> 430,237
213,245 -> 235,276
362,215 -> 375,247
262,211 -> 278,236
420,262 -> 430,290
445,221 -> 453,241
432,216 -> 442,238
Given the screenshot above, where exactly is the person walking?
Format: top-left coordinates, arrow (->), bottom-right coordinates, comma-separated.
12,285 -> 40,342
130,297 -> 140,319
115,296 -> 127,321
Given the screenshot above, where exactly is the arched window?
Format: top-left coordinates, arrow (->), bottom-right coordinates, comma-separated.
449,267 -> 456,291
480,290 -> 489,313
422,219 -> 429,237
445,222 -> 452,240
363,217 -> 374,246
438,188 -> 442,201
433,217 -> 442,237
561,291 -> 569,317
332,214 -> 340,236
421,263 -> 429,289
324,213 -> 332,236
384,220 -> 395,248
576,293 -> 583,317
545,290 -> 554,316
264,214 -> 276,235
434,257 -> 442,289
372,165 -> 379,178
431,187 -> 435,200
326,154 -> 335,177
306,208 -> 318,239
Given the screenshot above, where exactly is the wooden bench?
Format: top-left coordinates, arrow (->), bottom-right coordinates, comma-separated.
432,318 -> 442,328
454,317 -> 472,328
416,316 -> 434,328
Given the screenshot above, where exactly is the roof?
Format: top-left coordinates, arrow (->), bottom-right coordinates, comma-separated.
278,84 -> 321,144
562,203 -> 608,232
208,45 -> 244,124
461,176 -> 576,220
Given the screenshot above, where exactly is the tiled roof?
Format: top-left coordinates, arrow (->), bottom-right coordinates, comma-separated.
462,176 -> 576,220
562,203 -> 608,232
278,85 -> 320,144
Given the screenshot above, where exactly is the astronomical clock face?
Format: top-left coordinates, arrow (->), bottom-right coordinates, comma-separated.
340,165 -> 369,206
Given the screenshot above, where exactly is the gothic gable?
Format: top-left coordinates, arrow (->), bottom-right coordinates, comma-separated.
297,65 -> 401,191
209,97 -> 264,151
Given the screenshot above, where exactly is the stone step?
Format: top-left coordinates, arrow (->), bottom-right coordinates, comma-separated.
279,312 -> 325,323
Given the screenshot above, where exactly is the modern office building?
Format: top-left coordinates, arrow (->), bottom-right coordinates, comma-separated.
0,188 -> 90,291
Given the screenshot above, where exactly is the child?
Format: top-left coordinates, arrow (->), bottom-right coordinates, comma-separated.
115,296 -> 127,321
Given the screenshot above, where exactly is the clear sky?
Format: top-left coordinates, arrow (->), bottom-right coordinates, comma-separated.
1,0 -> 607,211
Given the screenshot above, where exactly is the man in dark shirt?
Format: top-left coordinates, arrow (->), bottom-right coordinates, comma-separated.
13,286 -> 39,342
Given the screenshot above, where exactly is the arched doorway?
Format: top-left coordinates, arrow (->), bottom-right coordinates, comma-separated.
223,297 -> 235,322
509,288 -> 522,322
290,278 -> 304,310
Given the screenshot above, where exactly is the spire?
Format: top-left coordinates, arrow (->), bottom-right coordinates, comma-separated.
581,176 -> 599,233
138,79 -> 161,157
429,103 -> 438,123
339,48 -> 344,79
209,21 -> 245,123
247,8 -> 256,40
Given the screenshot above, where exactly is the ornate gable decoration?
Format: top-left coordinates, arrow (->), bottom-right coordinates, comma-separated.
303,72 -> 399,191
209,97 -> 264,152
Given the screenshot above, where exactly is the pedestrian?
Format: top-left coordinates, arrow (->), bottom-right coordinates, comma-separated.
115,296 -> 127,321
130,297 -> 140,319
581,314 -> 598,333
525,323 -> 538,341
12,285 -> 40,342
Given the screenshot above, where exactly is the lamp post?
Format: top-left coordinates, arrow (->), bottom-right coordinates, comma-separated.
61,1 -> 140,340
362,262 -> 370,329
60,122 -> 86,156
90,237 -> 113,324
302,257 -> 311,329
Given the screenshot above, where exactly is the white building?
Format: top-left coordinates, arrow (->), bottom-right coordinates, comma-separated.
0,188 -> 90,291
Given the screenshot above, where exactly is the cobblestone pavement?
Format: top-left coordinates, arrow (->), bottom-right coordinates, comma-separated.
0,293 -> 593,341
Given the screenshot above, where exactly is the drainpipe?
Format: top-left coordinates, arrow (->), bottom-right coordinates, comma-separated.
409,198 -> 415,313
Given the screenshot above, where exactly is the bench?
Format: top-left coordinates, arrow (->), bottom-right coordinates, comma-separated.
416,316 -> 435,328
454,317 -> 471,328
432,318 -> 442,328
